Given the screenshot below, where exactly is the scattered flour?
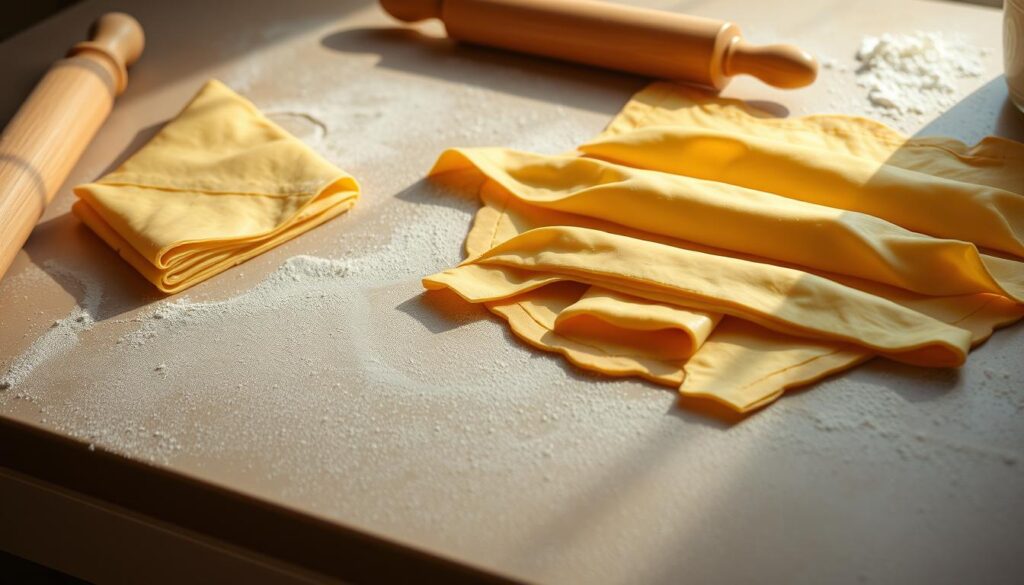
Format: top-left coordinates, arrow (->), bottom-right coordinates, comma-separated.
119,186 -> 474,350
220,40 -> 602,177
854,31 -> 988,116
117,255 -> 355,349
0,261 -> 103,391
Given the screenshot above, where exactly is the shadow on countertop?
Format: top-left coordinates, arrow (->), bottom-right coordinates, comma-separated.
320,26 -> 650,116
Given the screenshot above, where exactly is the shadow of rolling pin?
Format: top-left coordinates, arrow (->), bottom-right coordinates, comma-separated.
379,0 -> 817,89
0,13 -> 144,283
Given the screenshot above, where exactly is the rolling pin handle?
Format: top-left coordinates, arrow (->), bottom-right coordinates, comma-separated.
723,38 -> 818,89
0,12 -> 144,284
380,0 -> 443,22
68,12 -> 145,94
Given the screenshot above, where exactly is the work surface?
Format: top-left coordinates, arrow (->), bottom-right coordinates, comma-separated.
2,0 -> 1024,583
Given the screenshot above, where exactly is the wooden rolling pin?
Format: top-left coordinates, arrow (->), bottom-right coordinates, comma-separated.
380,0 -> 817,89
0,13 -> 144,283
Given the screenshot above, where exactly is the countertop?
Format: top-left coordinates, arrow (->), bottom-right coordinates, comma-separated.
1,1 -> 1023,583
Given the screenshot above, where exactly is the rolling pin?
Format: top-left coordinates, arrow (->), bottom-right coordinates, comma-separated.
0,13 -> 144,283
380,0 -> 817,89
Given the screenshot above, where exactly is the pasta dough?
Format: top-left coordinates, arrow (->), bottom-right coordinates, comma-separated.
422,82 -> 1024,412
73,80 -> 359,293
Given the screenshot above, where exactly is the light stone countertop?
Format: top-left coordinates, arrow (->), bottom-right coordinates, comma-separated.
1,1 -> 1022,583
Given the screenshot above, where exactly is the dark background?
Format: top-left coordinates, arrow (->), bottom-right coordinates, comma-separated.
1,1 -> 81,42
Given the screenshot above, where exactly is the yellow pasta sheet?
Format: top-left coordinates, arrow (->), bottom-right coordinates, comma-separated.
423,83 -> 1024,413
74,80 -> 360,293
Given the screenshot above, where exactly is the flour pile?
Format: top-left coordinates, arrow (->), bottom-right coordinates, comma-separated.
854,31 -> 987,116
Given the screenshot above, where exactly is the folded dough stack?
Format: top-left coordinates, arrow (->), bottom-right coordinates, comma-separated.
73,80 -> 359,293
423,83 -> 1024,412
